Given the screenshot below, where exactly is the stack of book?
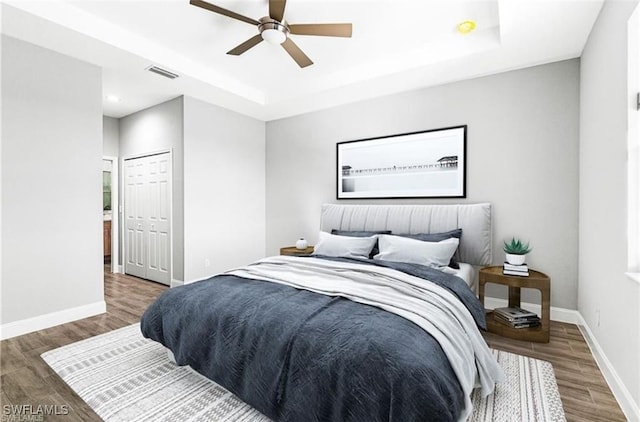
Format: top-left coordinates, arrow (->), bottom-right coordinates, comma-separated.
493,307 -> 541,329
503,262 -> 529,276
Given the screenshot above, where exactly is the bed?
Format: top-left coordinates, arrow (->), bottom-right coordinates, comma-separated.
141,203 -> 503,422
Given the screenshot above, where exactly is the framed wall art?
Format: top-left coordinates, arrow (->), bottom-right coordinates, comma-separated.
336,125 -> 466,199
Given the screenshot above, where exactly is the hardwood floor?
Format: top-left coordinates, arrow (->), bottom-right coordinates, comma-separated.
482,326 -> 627,421
0,269 -> 628,421
0,269 -> 167,421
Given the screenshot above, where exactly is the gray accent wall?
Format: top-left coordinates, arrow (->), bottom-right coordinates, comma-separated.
266,59 -> 580,310
579,0 -> 640,412
1,35 -> 104,325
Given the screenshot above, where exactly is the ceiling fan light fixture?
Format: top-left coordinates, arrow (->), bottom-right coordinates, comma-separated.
259,18 -> 289,44
262,28 -> 287,44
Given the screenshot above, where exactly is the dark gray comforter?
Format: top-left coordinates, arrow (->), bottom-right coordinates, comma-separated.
140,256 -> 487,422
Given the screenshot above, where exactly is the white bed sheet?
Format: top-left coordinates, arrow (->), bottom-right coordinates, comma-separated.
451,262 -> 476,290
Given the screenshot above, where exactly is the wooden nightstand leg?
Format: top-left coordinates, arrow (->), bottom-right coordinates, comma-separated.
541,284 -> 551,340
507,286 -> 521,308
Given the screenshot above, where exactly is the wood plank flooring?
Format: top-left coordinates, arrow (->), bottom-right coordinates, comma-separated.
0,269 -> 628,421
1,269 -> 167,421
483,326 -> 628,421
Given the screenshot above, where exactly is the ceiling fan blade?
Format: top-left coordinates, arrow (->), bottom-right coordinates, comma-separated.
190,0 -> 259,26
288,23 -> 352,37
227,34 -> 264,55
269,0 -> 287,23
281,38 -> 313,68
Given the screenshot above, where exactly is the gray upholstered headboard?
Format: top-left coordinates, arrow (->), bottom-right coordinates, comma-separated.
320,203 -> 492,266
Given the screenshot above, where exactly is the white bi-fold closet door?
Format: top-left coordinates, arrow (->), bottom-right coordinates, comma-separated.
124,152 -> 171,285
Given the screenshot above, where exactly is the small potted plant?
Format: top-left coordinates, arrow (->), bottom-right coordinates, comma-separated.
503,237 -> 531,265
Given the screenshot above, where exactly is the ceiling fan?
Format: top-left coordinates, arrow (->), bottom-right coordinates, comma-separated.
190,0 -> 352,68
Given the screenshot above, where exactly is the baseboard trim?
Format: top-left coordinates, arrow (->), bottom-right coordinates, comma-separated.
576,314 -> 640,422
0,301 -> 106,340
482,297 -> 581,324
172,275 -> 215,288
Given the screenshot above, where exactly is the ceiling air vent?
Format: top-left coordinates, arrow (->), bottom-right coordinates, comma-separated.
146,65 -> 179,79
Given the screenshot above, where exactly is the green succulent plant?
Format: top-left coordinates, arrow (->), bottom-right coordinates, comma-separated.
503,237 -> 531,255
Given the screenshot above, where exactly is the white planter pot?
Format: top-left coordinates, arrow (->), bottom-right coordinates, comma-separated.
505,253 -> 526,265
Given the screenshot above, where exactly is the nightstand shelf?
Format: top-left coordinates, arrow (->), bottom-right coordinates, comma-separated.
479,266 -> 550,343
280,246 -> 314,256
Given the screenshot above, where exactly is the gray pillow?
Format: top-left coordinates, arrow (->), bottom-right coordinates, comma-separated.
393,229 -> 463,269
331,230 -> 392,258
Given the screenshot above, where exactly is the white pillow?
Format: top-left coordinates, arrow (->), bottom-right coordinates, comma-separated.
312,231 -> 377,259
374,234 -> 460,268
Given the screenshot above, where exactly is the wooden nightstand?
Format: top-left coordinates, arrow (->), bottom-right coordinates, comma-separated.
479,266 -> 550,343
280,246 -> 314,256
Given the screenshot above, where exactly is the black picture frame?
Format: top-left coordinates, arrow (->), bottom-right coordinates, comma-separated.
336,125 -> 467,199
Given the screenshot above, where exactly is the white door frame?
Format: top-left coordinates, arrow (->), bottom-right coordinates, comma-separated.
122,149 -> 173,284
103,155 -> 119,274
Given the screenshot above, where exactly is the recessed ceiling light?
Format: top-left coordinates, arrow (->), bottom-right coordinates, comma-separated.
106,95 -> 121,103
457,20 -> 476,35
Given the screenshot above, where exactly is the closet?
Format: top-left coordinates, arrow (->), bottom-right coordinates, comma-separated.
124,152 -> 172,285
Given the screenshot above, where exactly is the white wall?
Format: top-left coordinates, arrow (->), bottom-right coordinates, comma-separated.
119,97 -> 185,281
579,0 -> 640,416
1,36 -> 104,333
183,96 -> 266,281
118,96 -> 266,283
266,59 -> 580,310
103,116 -> 119,157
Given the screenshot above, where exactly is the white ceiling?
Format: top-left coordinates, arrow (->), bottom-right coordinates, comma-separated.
1,0 -> 603,121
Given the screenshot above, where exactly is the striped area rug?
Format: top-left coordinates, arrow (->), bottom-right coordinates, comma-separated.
41,324 -> 565,422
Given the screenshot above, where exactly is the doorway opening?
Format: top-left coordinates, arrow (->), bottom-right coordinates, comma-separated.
103,156 -> 119,274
